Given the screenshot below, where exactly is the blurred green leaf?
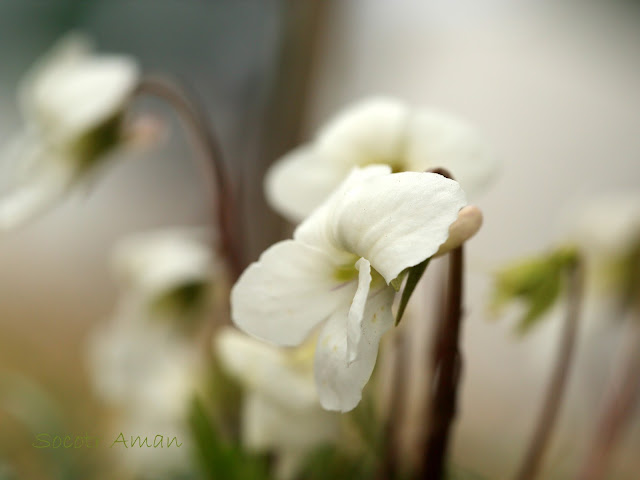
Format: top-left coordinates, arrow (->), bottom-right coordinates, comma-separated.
0,372 -> 85,480
446,465 -> 491,480
188,395 -> 269,480
604,239 -> 640,310
297,445 -> 376,480
491,246 -> 579,334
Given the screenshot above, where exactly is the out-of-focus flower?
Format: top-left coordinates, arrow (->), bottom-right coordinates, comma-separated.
216,327 -> 340,480
112,228 -> 219,323
265,97 -> 496,222
232,165 -> 473,412
88,310 -> 200,476
570,192 -> 640,307
0,33 -> 139,229
86,228 -> 219,477
88,309 -> 201,415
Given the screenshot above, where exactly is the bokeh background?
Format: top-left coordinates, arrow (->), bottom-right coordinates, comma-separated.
1,0 -> 639,479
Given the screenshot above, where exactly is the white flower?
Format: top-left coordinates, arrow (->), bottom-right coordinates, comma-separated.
112,227 -> 218,319
216,328 -> 340,480
88,313 -> 198,476
0,33 -> 139,229
569,192 -> 640,304
570,192 -> 640,259
265,97 -> 496,222
87,307 -> 201,418
232,165 -> 470,412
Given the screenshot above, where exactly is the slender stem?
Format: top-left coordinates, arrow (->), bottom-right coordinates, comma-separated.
378,330 -> 408,480
419,245 -> 465,480
515,259 -> 584,480
575,317 -> 640,480
132,76 -> 244,281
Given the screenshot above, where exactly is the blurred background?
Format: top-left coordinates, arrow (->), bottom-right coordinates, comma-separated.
1,0 -> 639,479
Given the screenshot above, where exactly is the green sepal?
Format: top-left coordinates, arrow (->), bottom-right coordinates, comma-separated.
491,245 -> 579,334
390,270 -> 408,292
395,257 -> 431,326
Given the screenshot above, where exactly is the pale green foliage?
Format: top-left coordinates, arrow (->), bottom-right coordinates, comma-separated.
491,246 -> 579,334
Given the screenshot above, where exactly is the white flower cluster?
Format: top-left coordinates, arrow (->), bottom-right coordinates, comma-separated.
0,34 -> 139,229
230,99 -> 495,413
0,32 -> 502,480
88,228 -> 217,475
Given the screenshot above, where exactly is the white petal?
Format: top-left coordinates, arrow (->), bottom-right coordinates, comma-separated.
294,164 -> 392,250
87,310 -> 199,418
19,33 -> 93,115
346,258 -> 371,364
32,56 -> 139,141
314,285 -> 395,412
0,156 -> 74,230
407,109 -> 498,196
570,192 -> 640,257
316,97 -> 410,168
112,227 -> 216,301
242,393 -> 339,453
20,33 -> 138,142
215,328 -> 319,410
264,146 -> 349,223
302,168 -> 467,284
231,240 -> 356,346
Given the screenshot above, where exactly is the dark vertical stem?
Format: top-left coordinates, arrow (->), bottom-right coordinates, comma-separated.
575,319 -> 640,480
378,330 -> 408,480
515,259 -> 584,480
133,76 -> 244,281
419,245 -> 464,480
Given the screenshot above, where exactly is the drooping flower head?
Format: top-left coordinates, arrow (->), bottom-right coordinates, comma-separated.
216,327 -> 340,480
0,33 -> 140,229
232,165 -> 478,412
265,97 -> 496,222
112,227 -> 218,322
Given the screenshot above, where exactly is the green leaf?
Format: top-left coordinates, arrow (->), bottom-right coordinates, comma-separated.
298,445 -> 376,480
446,465 -> 491,480
390,270 -> 408,292
491,246 -> 579,334
395,258 -> 431,325
188,396 -> 269,480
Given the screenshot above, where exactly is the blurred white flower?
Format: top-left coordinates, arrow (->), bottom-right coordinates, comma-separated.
265,97 -> 496,222
216,327 -> 340,480
571,192 -> 640,259
87,310 -> 200,477
87,228 -> 217,478
112,227 -> 219,321
232,165 -> 469,412
88,307 -> 201,418
0,33 -> 139,229
570,192 -> 640,305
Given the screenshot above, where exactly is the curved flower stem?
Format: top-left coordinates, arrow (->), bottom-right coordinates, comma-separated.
575,316 -> 640,480
132,75 -> 244,281
419,244 -> 464,480
515,258 -> 584,480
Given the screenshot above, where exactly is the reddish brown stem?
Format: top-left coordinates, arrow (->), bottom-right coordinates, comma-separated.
419,245 -> 464,480
133,76 -> 244,281
515,259 -> 584,480
378,331 -> 408,480
575,319 -> 640,480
